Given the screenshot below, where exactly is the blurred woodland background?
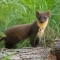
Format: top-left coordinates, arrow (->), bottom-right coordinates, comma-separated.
0,0 -> 60,48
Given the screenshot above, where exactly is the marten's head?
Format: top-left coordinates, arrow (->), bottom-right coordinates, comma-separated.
36,10 -> 50,23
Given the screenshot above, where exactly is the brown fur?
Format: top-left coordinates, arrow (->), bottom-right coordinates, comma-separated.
0,10 -> 50,49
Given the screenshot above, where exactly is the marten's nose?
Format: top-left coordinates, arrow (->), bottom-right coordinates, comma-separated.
40,20 -> 44,23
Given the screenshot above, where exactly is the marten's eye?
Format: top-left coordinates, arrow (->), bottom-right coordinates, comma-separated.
44,17 -> 46,19
38,16 -> 41,20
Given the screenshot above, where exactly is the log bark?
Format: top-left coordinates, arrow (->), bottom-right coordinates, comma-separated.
0,47 -> 56,60
53,37 -> 60,60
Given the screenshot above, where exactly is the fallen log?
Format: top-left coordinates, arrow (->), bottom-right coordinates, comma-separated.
0,37 -> 60,60
53,37 -> 60,60
0,47 -> 56,60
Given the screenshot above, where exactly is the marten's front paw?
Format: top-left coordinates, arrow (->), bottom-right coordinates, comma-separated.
31,44 -> 39,47
34,45 -> 40,47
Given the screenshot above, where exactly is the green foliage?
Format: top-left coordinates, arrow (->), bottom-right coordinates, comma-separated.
1,57 -> 10,60
1,53 -> 13,60
0,0 -> 60,48
0,32 -> 6,37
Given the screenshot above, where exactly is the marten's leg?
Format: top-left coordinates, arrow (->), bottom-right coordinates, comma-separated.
34,37 -> 40,46
30,39 -> 35,47
5,34 -> 20,49
30,36 -> 39,47
30,35 -> 36,47
5,42 -> 16,49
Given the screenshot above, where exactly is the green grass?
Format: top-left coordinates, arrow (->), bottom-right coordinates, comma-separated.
0,0 -> 60,48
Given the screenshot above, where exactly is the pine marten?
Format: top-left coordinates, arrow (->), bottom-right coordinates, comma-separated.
0,10 -> 50,49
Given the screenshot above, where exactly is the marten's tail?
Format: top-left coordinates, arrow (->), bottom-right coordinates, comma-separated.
0,36 -> 5,42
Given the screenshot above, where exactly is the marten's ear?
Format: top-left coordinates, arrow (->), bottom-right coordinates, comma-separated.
36,10 -> 40,17
46,10 -> 50,17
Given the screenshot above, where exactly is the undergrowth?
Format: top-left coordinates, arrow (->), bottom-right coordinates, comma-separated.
0,0 -> 60,48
